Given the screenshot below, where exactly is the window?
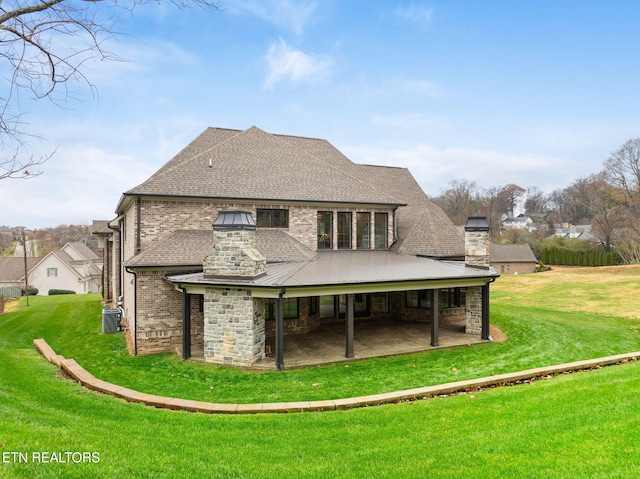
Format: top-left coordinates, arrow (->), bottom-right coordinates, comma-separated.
441,288 -> 466,308
372,293 -> 388,313
256,209 -> 288,228
337,212 -> 352,249
309,297 -> 319,316
374,213 -> 388,249
406,290 -> 432,308
47,267 -> 58,277
356,212 -> 370,249
317,211 -> 333,250
265,298 -> 299,320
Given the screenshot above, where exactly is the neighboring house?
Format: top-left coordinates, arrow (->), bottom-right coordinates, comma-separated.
0,257 -> 40,297
100,126 -> 499,369
490,244 -> 538,274
502,214 -> 535,232
552,224 -> 599,243
28,242 -> 103,295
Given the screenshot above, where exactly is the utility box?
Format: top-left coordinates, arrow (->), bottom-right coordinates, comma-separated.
101,306 -> 121,334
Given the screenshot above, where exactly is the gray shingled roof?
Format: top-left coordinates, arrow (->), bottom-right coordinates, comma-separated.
126,229 -> 316,268
125,127 -> 405,206
121,125 -> 466,259
490,244 -> 538,263
392,205 -> 464,258
0,257 -> 40,282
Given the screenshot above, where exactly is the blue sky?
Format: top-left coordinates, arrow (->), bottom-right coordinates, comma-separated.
3,0 -> 640,228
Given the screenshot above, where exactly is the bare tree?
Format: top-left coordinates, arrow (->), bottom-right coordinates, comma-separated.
606,137 -> 640,219
0,0 -> 220,179
496,183 -> 526,217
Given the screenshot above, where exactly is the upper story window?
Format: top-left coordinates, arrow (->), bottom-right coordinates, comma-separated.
317,211 -> 333,250
356,212 -> 370,249
47,267 -> 58,277
375,212 -> 388,249
337,212 -> 352,249
256,209 -> 289,228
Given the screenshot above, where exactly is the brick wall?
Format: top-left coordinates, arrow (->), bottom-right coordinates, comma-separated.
133,269 -> 183,355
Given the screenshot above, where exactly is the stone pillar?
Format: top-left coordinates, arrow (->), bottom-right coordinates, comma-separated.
203,289 -> 265,366
202,211 -> 267,366
465,286 -> 483,335
464,216 -> 490,268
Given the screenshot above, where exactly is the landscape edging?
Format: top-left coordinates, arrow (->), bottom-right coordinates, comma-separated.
33,338 -> 640,414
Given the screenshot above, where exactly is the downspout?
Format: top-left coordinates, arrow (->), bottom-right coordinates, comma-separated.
136,196 -> 142,255
124,266 -> 138,356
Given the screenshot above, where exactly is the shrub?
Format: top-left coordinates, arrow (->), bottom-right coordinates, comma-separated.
48,289 -> 76,296
21,287 -> 38,296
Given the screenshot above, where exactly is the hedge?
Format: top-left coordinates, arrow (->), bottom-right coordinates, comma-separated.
48,289 -> 76,296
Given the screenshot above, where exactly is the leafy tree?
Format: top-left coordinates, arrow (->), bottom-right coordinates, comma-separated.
0,0 -> 220,180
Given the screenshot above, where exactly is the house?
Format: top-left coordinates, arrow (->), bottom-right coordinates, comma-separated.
0,257 -> 40,297
501,214 -> 535,232
100,126 -> 499,369
490,244 -> 538,274
551,224 -> 599,243
28,243 -> 102,295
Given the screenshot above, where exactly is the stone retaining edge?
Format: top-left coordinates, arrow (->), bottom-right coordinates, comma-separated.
33,338 -> 640,415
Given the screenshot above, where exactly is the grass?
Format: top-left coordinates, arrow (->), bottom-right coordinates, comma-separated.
1,265 -> 640,477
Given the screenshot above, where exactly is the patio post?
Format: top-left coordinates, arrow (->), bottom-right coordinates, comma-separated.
481,283 -> 490,340
276,291 -> 285,370
181,288 -> 191,360
346,294 -> 354,358
430,289 -> 439,347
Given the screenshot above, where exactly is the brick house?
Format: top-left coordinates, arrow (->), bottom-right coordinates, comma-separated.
100,126 -> 499,369
490,243 -> 538,274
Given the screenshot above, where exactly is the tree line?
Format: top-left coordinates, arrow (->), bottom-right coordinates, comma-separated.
431,138 -> 640,264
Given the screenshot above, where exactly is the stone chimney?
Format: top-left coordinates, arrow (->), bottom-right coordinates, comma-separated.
203,210 -> 266,278
464,216 -> 490,268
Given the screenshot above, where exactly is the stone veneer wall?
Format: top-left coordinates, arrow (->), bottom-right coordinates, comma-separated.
204,229 -> 265,278
464,230 -> 490,268
465,286 -> 482,335
203,288 -> 265,366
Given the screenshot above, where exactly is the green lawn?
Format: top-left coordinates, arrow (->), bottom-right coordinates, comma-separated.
1,266 -> 640,478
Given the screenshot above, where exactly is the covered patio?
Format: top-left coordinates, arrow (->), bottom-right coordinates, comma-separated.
187,317 -> 490,369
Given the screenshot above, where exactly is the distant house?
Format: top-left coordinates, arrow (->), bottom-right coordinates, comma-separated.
0,257 -> 40,297
490,244 -> 538,274
28,243 -> 102,295
502,214 -> 535,232
552,224 -> 599,243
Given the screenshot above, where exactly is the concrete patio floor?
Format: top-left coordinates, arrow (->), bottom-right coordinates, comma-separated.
254,319 -> 488,369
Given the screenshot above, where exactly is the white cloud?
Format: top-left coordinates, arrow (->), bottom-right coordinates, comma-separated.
228,0 -> 317,35
344,142 -> 570,196
394,2 -> 434,26
264,38 -> 331,89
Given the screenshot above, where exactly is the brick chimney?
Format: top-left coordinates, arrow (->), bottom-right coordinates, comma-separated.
203,210 -> 266,278
464,216 -> 490,268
